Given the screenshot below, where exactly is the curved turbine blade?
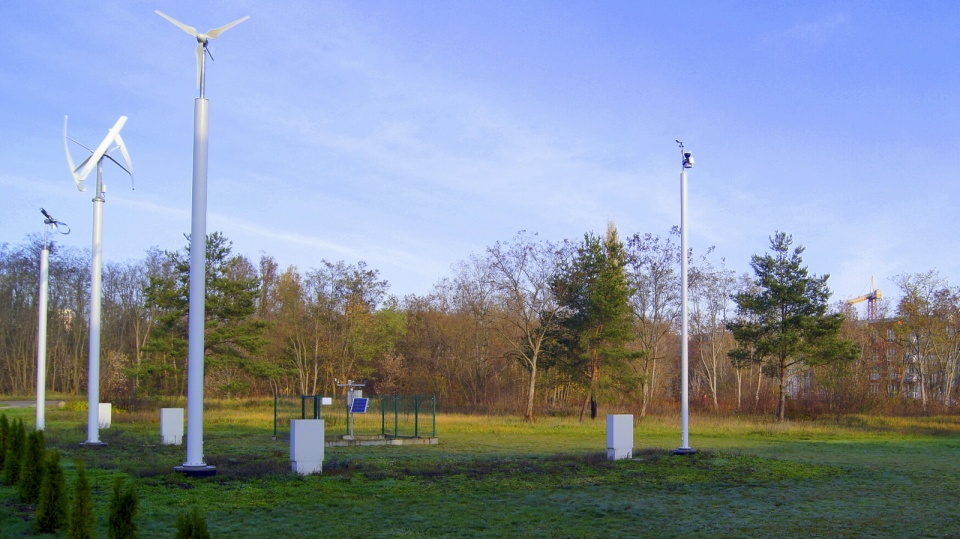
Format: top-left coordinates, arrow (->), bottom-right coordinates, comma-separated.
206,16 -> 249,39
156,10 -> 198,37
112,133 -> 134,190
63,116 -> 86,192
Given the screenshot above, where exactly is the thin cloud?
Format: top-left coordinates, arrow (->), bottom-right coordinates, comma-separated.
761,13 -> 850,48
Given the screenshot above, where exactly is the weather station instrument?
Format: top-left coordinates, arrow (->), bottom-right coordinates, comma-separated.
673,140 -> 696,456
36,209 -> 70,431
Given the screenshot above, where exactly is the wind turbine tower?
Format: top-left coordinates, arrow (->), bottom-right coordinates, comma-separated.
156,9 -> 248,477
64,116 -> 133,445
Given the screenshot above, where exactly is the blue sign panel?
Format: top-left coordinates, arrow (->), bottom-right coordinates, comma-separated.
351,397 -> 369,414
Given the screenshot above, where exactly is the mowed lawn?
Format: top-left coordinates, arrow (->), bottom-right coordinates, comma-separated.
1,403 -> 959,538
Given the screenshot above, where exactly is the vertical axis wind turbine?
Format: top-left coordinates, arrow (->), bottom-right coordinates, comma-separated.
673,140 -> 696,456
64,116 -> 133,446
156,9 -> 248,477
36,208 -> 70,431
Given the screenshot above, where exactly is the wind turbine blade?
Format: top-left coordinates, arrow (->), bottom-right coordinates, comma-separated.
206,16 -> 249,39
112,133 -> 135,190
156,10 -> 198,37
76,116 -> 128,188
63,116 -> 85,191
102,153 -> 134,192
195,43 -> 204,89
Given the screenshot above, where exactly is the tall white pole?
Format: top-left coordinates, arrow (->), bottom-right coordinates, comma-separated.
674,144 -> 695,455
36,236 -> 49,431
157,11 -> 247,476
178,94 -> 216,475
84,161 -> 106,446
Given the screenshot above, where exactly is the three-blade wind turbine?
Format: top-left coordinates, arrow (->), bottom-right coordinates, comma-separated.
155,10 -> 249,97
157,9 -> 248,477
64,116 -> 133,447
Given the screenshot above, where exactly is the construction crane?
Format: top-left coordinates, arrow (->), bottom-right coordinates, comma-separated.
847,277 -> 882,321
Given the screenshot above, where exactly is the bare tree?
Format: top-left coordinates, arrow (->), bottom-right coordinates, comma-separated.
689,249 -> 736,411
892,271 -> 960,408
449,257 -> 513,409
624,231 -> 681,416
486,232 -> 563,421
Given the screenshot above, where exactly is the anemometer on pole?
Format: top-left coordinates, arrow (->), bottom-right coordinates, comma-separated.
673,140 -> 696,456
64,116 -> 133,446
157,9 -> 248,476
36,209 -> 69,431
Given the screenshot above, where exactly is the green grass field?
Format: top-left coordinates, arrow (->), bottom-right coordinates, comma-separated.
2,403 -> 959,538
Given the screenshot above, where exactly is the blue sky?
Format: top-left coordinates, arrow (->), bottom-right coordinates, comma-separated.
2,1 -> 958,310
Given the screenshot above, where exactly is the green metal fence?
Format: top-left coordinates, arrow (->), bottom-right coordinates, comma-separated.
379,395 -> 437,438
273,394 -> 436,439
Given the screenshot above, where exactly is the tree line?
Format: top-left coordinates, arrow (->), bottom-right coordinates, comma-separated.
2,226 -> 957,420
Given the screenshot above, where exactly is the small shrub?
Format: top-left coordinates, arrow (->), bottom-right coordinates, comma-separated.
18,429 -> 46,503
67,459 -> 96,539
108,477 -> 138,539
64,400 -> 89,413
174,508 -> 211,539
3,419 -> 25,485
0,413 -> 9,470
35,451 -> 68,533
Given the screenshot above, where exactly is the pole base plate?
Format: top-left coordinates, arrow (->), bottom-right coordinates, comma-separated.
80,441 -> 107,448
174,464 -> 217,477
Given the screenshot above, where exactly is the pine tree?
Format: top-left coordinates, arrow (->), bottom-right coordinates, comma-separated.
728,232 -> 860,421
67,459 -> 96,539
3,419 -> 25,485
18,429 -> 46,503
550,224 -> 634,420
35,451 -> 68,533
142,232 -> 266,395
107,477 -> 138,539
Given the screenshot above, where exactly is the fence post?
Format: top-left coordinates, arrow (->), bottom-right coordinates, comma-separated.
394,395 -> 400,437
414,396 -> 420,438
273,394 -> 278,438
381,396 -> 386,435
314,393 -> 320,420
432,395 -> 437,437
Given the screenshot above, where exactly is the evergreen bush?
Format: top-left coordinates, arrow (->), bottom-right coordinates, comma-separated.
174,508 -> 211,539
2,419 -> 25,485
18,429 -> 46,503
0,413 -> 9,471
107,477 -> 138,539
35,451 -> 68,533
67,458 -> 96,539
